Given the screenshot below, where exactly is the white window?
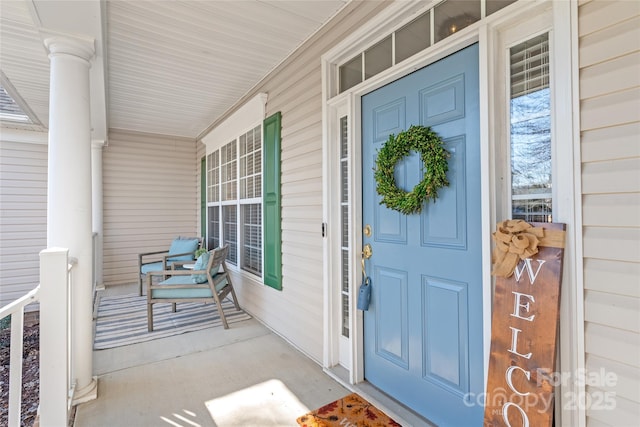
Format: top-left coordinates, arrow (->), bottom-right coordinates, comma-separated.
339,116 -> 350,338
207,125 -> 262,275
509,33 -> 552,222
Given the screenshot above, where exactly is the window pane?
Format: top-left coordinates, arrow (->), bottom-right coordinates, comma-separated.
240,125 -> 262,199
339,54 -> 362,93
434,0 -> 480,43
510,33 -> 549,98
395,12 -> 431,64
341,116 -> 348,204
340,116 -> 348,157
341,206 -> 349,247
223,205 -> 237,265
487,0 -> 516,16
207,151 -> 219,203
510,33 -> 552,222
342,293 -> 350,338
365,36 -> 392,80
207,206 -> 220,250
221,140 -> 237,201
241,204 -> 262,274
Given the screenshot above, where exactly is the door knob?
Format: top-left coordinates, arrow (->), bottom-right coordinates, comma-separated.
363,243 -> 372,259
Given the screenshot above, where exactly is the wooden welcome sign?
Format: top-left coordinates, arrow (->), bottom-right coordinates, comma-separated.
484,221 -> 566,427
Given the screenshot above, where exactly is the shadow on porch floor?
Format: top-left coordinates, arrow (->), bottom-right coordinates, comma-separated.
74,283 -> 348,427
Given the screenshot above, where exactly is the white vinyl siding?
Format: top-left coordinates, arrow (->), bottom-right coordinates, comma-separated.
102,130 -> 198,286
579,1 -> 640,425
0,137 -> 47,310
211,1 -> 390,363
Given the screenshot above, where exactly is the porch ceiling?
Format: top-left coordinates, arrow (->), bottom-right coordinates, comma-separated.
0,0 -> 348,139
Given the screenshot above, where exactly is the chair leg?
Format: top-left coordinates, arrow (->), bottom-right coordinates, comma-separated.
212,293 -> 229,329
147,303 -> 153,332
223,274 -> 241,311
229,285 -> 240,311
172,303 -> 177,312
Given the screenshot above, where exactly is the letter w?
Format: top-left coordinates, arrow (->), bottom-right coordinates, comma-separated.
513,259 -> 546,284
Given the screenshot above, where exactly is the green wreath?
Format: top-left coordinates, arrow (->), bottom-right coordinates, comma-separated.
374,125 -> 450,215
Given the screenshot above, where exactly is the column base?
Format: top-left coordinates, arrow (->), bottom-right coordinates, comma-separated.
72,376 -> 98,405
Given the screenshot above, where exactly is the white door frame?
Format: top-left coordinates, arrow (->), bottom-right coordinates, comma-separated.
321,0 -> 584,424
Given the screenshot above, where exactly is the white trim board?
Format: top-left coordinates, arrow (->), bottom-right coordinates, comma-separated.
200,93 -> 267,152
0,127 -> 48,144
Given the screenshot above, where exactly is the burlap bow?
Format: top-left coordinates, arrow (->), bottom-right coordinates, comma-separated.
491,220 -> 544,277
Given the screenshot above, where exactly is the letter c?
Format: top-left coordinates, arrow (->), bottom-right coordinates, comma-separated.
505,365 -> 531,396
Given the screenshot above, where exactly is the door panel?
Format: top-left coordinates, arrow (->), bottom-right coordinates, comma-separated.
422,136 -> 467,248
375,266 -> 409,368
362,44 -> 482,426
423,276 -> 469,392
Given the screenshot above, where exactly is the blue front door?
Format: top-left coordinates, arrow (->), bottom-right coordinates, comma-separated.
362,44 -> 483,426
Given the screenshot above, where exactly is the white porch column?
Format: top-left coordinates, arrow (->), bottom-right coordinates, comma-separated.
45,35 -> 98,403
92,140 -> 104,289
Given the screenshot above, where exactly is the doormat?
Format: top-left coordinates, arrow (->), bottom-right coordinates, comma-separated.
297,393 -> 401,427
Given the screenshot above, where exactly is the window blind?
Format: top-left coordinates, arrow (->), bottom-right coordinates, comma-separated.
510,33 -> 549,99
340,116 -> 350,338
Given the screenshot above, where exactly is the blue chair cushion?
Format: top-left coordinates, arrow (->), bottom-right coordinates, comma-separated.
153,275 -> 228,299
141,261 -> 165,275
191,252 -> 209,283
167,238 -> 200,262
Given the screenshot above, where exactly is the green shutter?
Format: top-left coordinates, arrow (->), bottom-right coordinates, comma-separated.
263,112 -> 282,290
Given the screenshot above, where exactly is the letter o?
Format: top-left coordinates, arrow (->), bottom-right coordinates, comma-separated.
502,402 -> 530,427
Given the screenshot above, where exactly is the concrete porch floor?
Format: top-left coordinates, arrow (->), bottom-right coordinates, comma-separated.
73,284 -> 349,427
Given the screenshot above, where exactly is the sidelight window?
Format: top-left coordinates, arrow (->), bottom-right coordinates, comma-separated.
509,33 -> 552,222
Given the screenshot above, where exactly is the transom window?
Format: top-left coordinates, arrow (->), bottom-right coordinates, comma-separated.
207,125 -> 262,275
338,0 -> 516,93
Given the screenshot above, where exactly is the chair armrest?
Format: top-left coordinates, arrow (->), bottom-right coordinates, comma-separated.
139,250 -> 170,258
149,283 -> 210,290
139,250 -> 171,267
162,251 -> 195,261
171,260 -> 193,270
147,269 -> 203,278
146,270 -> 208,297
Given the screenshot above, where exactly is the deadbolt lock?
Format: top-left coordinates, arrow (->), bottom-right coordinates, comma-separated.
364,224 -> 372,237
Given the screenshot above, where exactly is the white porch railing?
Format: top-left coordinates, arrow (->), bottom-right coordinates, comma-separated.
0,286 -> 40,427
0,248 -> 77,427
39,247 -> 77,426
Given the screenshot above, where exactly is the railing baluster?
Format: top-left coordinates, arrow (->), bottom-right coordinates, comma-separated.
67,258 -> 77,407
0,286 -> 40,427
8,310 -> 24,427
